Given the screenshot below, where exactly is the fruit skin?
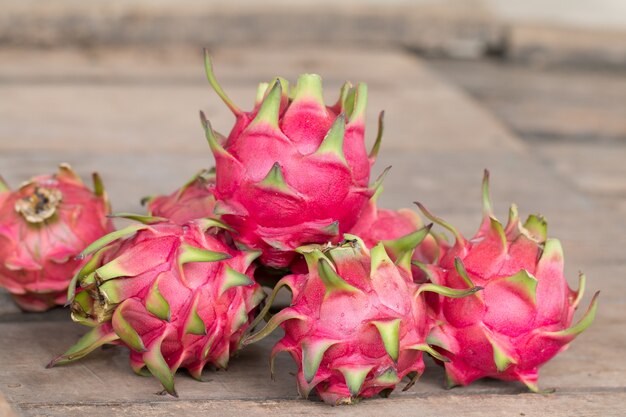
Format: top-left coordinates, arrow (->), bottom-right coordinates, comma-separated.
47,217 -> 265,396
347,186 -> 441,281
417,170 -> 599,392
243,234 -> 479,405
0,164 -> 113,312
144,169 -> 217,225
202,52 -> 383,268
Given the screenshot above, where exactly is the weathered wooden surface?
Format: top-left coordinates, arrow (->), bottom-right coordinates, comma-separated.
0,47 -> 624,416
430,58 -> 626,215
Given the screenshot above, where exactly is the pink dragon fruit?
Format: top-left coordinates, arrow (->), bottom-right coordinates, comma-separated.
0,164 -> 113,312
348,184 -> 441,278
48,216 -> 265,396
243,234 -> 479,404
202,51 -> 383,268
143,168 -> 217,224
416,170 -> 599,392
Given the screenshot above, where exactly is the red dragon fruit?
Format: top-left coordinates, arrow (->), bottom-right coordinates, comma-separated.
243,233 -> 479,404
143,168 -> 217,224
202,52 -> 383,268
348,184 -> 441,278
48,216 -> 265,396
415,170 -> 599,392
0,164 -> 113,312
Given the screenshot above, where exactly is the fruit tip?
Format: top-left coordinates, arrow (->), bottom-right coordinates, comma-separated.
45,358 -> 59,369
199,110 -> 208,125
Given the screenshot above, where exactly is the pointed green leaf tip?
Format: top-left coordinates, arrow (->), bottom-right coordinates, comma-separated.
338,365 -> 373,397
454,257 -> 477,290
251,79 -> 282,128
95,256 -> 130,282
184,296 -> 206,335
572,272 -> 586,308
382,223 -> 432,260
321,220 -> 339,237
243,308 -> 306,346
485,332 -> 516,372
178,243 -> 231,264
317,258 -> 361,296
370,165 -> 392,199
315,113 -> 347,164
146,274 -> 170,321
219,265 -> 253,295
58,163 -> 83,184
296,246 -> 327,272
348,83 -> 368,123
482,169 -> 493,217
92,172 -> 105,197
143,335 -> 177,397
370,242 -> 393,274
501,270 -> 538,305
302,339 -> 337,382
334,81 -> 352,110
203,49 -> 241,116
372,319 -> 401,362
112,302 -> 146,352
67,247 -> 108,302
368,110 -> 384,160
200,111 -> 230,157
416,283 -> 483,299
375,368 -> 400,385
293,73 -> 324,105
407,343 -> 449,363
489,216 -> 508,249
0,176 -> 9,193
519,374 -> 555,394
47,326 -> 119,367
196,217 -> 234,233
504,203 -> 520,235
258,162 -> 295,194
539,238 -> 563,267
545,291 -> 599,339
342,85 -> 356,117
108,213 -> 169,224
79,224 -> 148,258
524,214 -> 548,242
415,201 -> 466,248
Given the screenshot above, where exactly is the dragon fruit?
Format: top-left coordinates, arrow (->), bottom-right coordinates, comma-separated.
416,170 -> 599,392
348,185 -> 441,279
0,164 -> 113,312
202,51 -> 383,268
143,168 -> 217,224
243,233 -> 479,404
48,216 -> 265,396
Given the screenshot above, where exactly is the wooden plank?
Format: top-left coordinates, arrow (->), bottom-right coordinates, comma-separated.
428,59 -> 626,143
15,392 -> 626,417
429,57 -> 626,216
0,315 -> 623,408
535,142 -> 626,215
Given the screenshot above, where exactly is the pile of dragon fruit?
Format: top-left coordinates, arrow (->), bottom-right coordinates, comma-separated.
0,51 -> 598,405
